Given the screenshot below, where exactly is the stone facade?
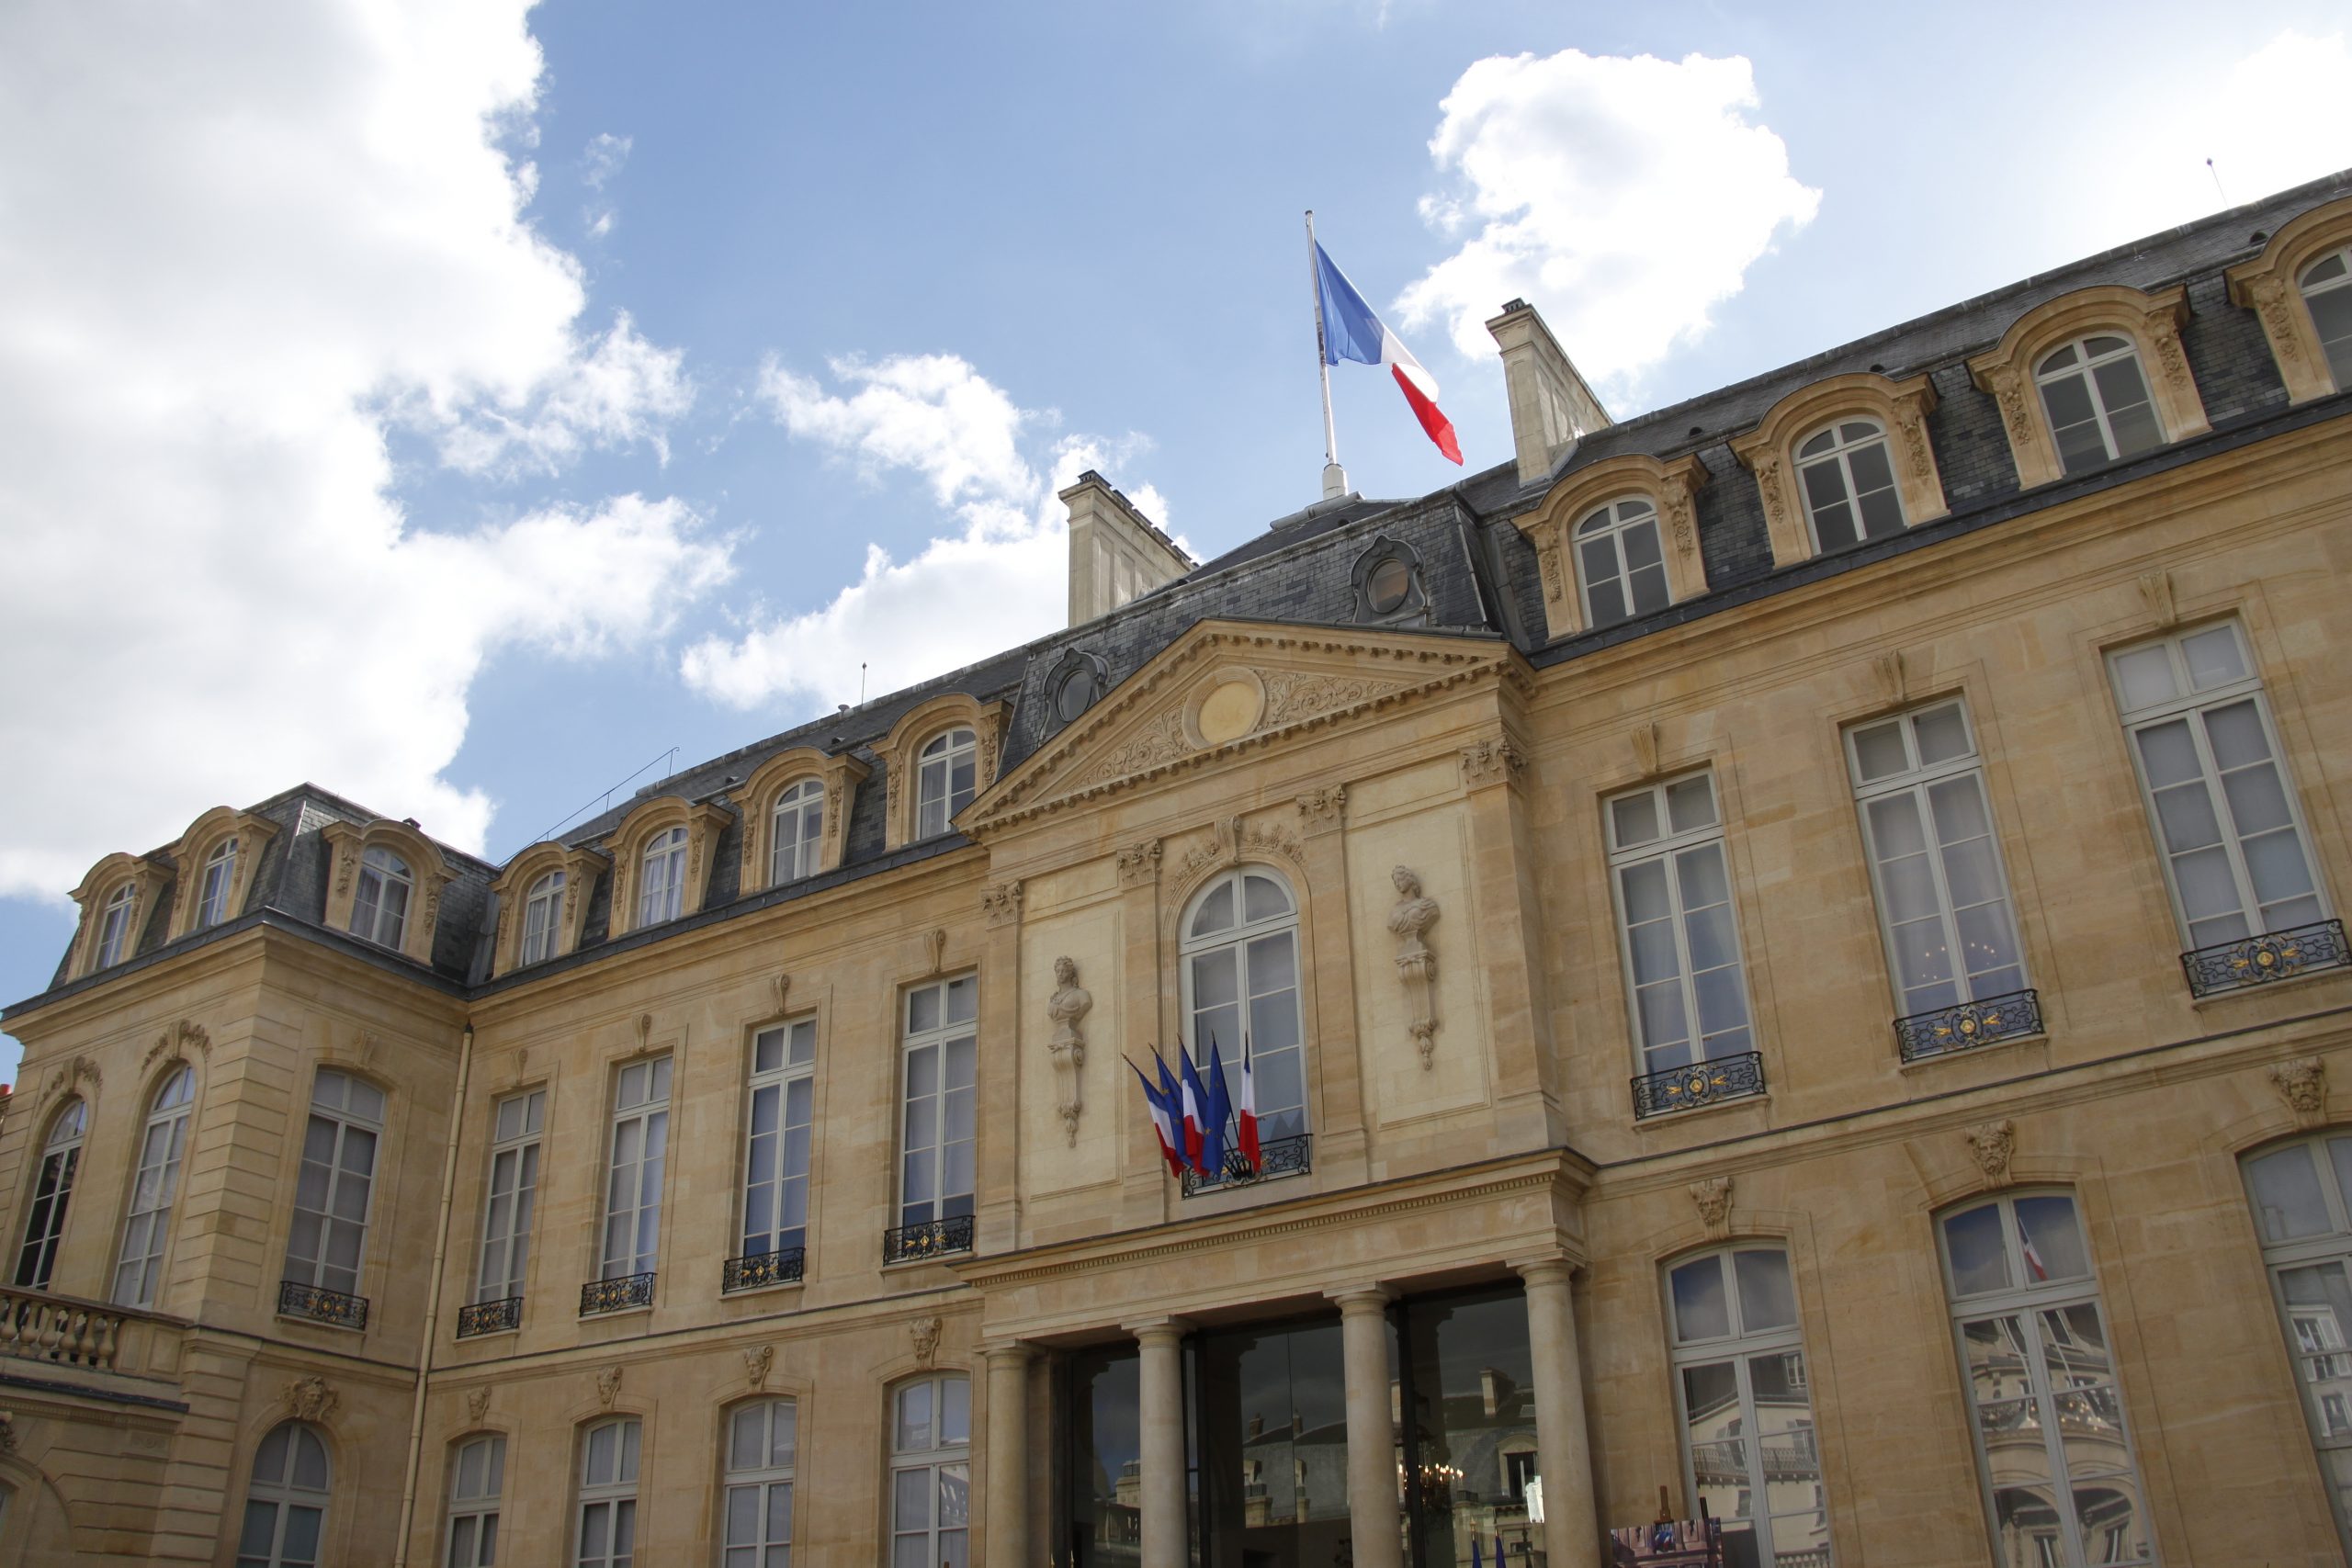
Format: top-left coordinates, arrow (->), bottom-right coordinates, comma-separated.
3,174 -> 2351,1567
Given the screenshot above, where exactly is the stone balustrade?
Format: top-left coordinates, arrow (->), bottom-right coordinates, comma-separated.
0,1282 -> 182,1380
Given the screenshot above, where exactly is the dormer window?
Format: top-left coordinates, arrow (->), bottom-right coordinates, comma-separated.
771,779 -> 823,885
1576,498 -> 1669,628
639,826 -> 688,926
1796,421 -> 1905,551
520,870 -> 564,965
94,883 -> 137,967
917,728 -> 977,839
195,837 -> 239,929
2301,248 -> 2352,388
1350,536 -> 1429,624
1047,649 -> 1108,725
352,847 -> 413,949
2034,335 -> 2162,475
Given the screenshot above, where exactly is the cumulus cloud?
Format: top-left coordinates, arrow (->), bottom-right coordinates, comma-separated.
682,356 -> 1168,711
0,0 -> 722,897
1396,49 -> 1819,398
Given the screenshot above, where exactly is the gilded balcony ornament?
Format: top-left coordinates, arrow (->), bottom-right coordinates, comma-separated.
454,1296 -> 523,1338
578,1272 -> 656,1318
721,1247 -> 806,1293
2181,919 -> 2349,997
1893,988 -> 2043,1062
1631,1051 -> 1766,1119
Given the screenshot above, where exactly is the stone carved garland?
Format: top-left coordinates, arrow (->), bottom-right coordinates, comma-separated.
1046,957 -> 1092,1146
1965,1119 -> 2017,1188
2272,1057 -> 2327,1122
1090,708 -> 1191,786
1261,671 -> 1404,728
1386,868 -> 1442,1069
283,1374 -> 338,1425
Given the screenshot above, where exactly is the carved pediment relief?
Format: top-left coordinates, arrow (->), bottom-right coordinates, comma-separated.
966,621 -> 1522,833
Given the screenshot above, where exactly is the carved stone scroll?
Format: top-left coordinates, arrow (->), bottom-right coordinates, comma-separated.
1046,957 -> 1093,1146
1387,868 -> 1442,1069
922,930 -> 947,974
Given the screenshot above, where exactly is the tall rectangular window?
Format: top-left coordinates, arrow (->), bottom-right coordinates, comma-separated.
2109,622 -> 2327,951
446,1434 -> 504,1568
724,1399 -> 797,1568
283,1068 -> 383,1305
575,1417 -> 639,1568
899,977 -> 976,1232
600,1057 -> 670,1282
113,1066 -> 195,1306
738,1020 -> 816,1281
1847,700 -> 2029,1020
1606,773 -> 1755,1078
476,1089 -> 544,1308
2243,1134 -> 2352,1554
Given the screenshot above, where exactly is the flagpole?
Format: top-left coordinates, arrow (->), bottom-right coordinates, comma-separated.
1306,210 -> 1348,501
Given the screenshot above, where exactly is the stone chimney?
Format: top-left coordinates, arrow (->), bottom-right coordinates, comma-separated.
1485,299 -> 1611,486
1060,470 -> 1193,626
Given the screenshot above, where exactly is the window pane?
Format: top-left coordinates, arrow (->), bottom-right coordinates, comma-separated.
1734,1250 -> 1796,1333
1665,774 -> 1716,833
1611,792 -> 1660,848
2246,1145 -> 2331,1242
2015,1194 -> 2088,1283
2180,625 -> 2247,690
1944,1204 -> 2011,1296
1670,1257 -> 1731,1341
2110,645 -> 2177,713
1852,721 -> 1908,782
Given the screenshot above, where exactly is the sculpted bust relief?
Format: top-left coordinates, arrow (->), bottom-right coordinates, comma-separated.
1387,866 -> 1442,1066
1046,955 -> 1092,1145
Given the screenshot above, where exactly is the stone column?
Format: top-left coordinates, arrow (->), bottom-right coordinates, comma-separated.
1329,1285 -> 1402,1568
1132,1318 -> 1191,1568
1516,1258 -> 1599,1567
983,1342 -> 1034,1568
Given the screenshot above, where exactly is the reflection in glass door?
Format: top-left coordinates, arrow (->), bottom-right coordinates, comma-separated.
1196,1318 -> 1354,1568
1069,1346 -> 1143,1568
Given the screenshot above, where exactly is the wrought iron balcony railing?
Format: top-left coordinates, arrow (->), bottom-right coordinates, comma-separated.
277,1279 -> 369,1331
722,1247 -> 807,1293
2181,919 -> 2349,998
1631,1050 -> 1766,1120
882,1214 -> 975,1264
1181,1134 -> 1314,1198
579,1271 -> 656,1317
1894,988 -> 2043,1062
455,1295 -> 523,1338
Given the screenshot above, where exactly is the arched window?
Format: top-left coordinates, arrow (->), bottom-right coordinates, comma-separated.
94,882 -> 137,968
1182,867 -> 1306,1146
236,1420 -> 330,1568
575,1416 -> 640,1568
1794,421 -> 1905,552
1938,1191 -> 2154,1567
639,826 -> 688,928
446,1434 -> 505,1568
771,780 -> 824,886
2301,247 -> 2352,389
1665,1246 -> 1831,1567
113,1065 -> 195,1307
1574,497 -> 1669,628
281,1069 -> 384,1321
888,1375 -> 969,1568
14,1098 -> 88,1290
197,836 -> 241,929
2034,335 -> 2162,476
2243,1133 -> 2352,1554
916,729 -> 977,840
521,870 -> 565,965
722,1398 -> 797,1568
351,847 -> 412,949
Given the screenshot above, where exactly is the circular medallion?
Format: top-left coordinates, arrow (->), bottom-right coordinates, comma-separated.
1195,680 -> 1262,744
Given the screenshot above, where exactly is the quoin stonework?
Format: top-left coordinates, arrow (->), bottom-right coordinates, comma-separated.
5,172 -> 2352,1568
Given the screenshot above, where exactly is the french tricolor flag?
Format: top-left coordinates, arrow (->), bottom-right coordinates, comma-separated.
1314,242 -> 1463,466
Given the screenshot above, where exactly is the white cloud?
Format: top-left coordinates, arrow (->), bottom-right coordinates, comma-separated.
1395,49 -> 1820,400
0,0 -> 723,897
581,130 -> 632,238
683,357 -> 1168,710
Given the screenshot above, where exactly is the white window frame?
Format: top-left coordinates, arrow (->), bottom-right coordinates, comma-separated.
1604,772 -> 1757,1078
771,779 -> 824,886
1573,496 -> 1669,628
113,1065 -> 196,1307
898,977 -> 977,1234
2241,1133 -> 2352,1555
739,1019 -> 817,1275
236,1420 -> 331,1568
1178,865 -> 1308,1146
2108,621 -> 2329,952
916,729 -> 977,840
888,1375 -> 970,1568
198,836 -> 240,928
521,871 -> 564,965
475,1089 -> 545,1309
639,827 -> 688,928
1794,420 -> 1905,552
352,847 -> 413,949
446,1433 -> 505,1568
94,882 -> 136,967
575,1416 -> 641,1568
1939,1190 -> 2157,1568
15,1097 -> 87,1290
598,1057 -> 671,1283
1666,1246 -> 1832,1568
2300,246 -> 2352,391
2034,334 -> 2163,474
722,1398 -> 797,1568
1845,700 -> 2030,1021
283,1068 -> 385,1303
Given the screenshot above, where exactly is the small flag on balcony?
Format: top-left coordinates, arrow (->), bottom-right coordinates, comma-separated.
1237,1035 -> 1261,1166
1203,1039 -> 1234,1177
1126,1056 -> 1183,1178
1177,1046 -> 1210,1174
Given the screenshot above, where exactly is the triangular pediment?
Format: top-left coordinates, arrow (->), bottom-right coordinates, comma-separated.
966,619 -> 1519,833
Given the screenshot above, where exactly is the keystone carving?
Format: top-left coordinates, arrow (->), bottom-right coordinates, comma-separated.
282,1375 -> 338,1426
910,1315 -> 943,1369
1965,1120 -> 2017,1189
1167,817 -> 1306,909
1387,868 -> 1442,1069
1689,1175 -> 1735,1236
143,1021 -> 210,1072
1630,721 -> 1660,779
466,1388 -> 491,1426
596,1365 -> 623,1409
2272,1057 -> 2327,1123
922,930 -> 947,974
636,1013 -> 652,1050
1458,738 -> 1525,790
746,1343 -> 775,1391
2138,570 -> 2177,629
1116,839 -> 1162,887
1046,957 -> 1092,1146
772,972 -> 791,1016
981,880 -> 1024,928
1295,785 -> 1347,835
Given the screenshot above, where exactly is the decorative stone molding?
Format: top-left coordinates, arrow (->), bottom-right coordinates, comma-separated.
745,1343 -> 775,1391
1165,816 -> 1308,912
736,745 -> 870,894
1629,721 -> 1661,780
1116,839 -> 1162,887
2228,195 -> 2352,402
1295,785 -> 1348,836
1966,283 -> 2209,489
910,1315 -> 943,1369
1387,868 -> 1441,1069
466,1388 -> 491,1425
980,879 -> 1024,928
2138,570 -> 2178,630
603,795 -> 731,940
2272,1057 -> 2327,1124
1046,956 -> 1092,1146
596,1365 -> 623,1409
1730,370 -> 1948,567
65,851 -> 172,979
1510,450 -> 1712,642
1870,649 -> 1912,708
319,818 -> 457,965
163,805 -> 282,940
770,972 -> 792,1017
1688,1175 -> 1735,1237
282,1374 -> 338,1426
1261,671 -> 1406,730
0,1408 -> 17,1453
1965,1119 -> 2017,1189
870,692 -> 1009,851
1458,737 -> 1526,791
922,930 -> 947,975
487,840 -> 610,976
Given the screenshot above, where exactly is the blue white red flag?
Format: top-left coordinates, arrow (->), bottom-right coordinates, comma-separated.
1236,1035 -> 1261,1166
1126,1056 -> 1184,1178
1313,241 -> 1463,465
1176,1046 -> 1210,1174
1203,1040 -> 1234,1178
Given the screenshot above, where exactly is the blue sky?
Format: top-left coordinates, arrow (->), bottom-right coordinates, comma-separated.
5,0 -> 2349,1081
